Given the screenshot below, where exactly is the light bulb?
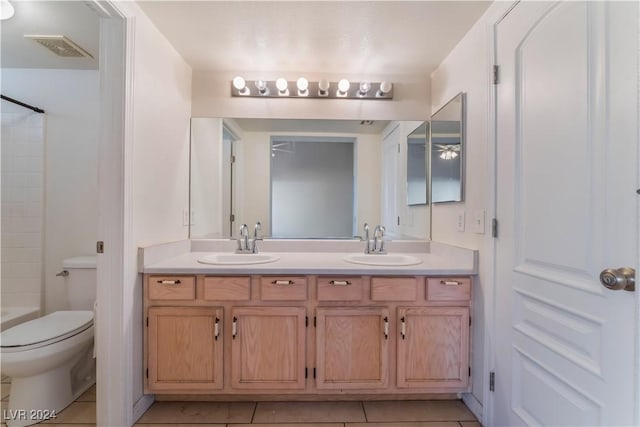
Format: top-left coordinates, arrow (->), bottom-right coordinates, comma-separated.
359,81 -> 371,95
296,77 -> 309,94
0,0 -> 14,20
318,79 -> 330,95
255,80 -> 267,94
232,76 -> 246,91
276,78 -> 288,94
378,81 -> 392,95
338,79 -> 350,94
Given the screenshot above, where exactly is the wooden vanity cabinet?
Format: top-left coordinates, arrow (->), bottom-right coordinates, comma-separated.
147,306 -> 223,392
144,273 -> 472,396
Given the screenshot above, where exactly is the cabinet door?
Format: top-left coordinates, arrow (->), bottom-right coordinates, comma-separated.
397,307 -> 470,390
231,306 -> 306,390
316,307 -> 389,389
147,306 -> 223,392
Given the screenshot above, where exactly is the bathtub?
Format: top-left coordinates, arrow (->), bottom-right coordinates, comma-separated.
0,307 -> 40,331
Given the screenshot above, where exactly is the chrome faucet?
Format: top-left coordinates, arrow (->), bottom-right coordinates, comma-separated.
237,224 -> 250,253
237,222 -> 262,253
372,225 -> 386,254
363,223 -> 371,253
251,221 -> 262,253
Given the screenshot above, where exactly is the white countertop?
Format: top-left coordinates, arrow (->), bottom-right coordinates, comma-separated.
141,242 -> 478,276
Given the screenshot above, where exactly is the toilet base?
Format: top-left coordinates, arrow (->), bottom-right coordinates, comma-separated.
3,346 -> 95,427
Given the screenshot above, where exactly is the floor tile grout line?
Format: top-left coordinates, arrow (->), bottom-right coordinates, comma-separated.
250,401 -> 257,424
360,400 -> 368,423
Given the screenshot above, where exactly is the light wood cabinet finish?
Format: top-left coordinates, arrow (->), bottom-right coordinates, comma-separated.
144,273 -> 472,397
316,307 -> 389,389
231,306 -> 306,390
147,306 -> 223,392
317,277 -> 363,301
148,276 -> 196,300
203,276 -> 251,301
396,306 -> 470,389
370,277 -> 417,301
260,276 -> 308,301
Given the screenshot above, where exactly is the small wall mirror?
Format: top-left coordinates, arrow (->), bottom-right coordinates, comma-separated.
406,121 -> 429,206
431,92 -> 464,203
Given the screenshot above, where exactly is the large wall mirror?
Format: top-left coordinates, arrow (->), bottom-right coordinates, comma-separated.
190,118 -> 431,240
406,121 -> 429,206
431,92 -> 464,203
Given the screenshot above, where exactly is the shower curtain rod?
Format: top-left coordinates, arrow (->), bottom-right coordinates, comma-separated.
1,94 -> 45,114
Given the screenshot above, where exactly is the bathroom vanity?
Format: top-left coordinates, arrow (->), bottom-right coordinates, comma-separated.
141,240 -> 476,399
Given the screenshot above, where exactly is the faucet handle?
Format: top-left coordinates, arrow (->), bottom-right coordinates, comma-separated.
254,221 -> 262,238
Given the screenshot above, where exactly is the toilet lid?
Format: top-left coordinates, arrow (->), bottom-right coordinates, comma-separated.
0,310 -> 93,349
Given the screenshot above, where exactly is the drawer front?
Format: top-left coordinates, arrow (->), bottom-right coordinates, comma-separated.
371,277 -> 418,301
426,277 -> 471,301
260,277 -> 308,301
148,276 -> 195,300
317,277 -> 363,301
203,276 -> 251,301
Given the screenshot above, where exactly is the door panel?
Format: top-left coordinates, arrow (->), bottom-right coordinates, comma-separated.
316,307 -> 389,389
231,306 -> 306,389
494,2 -> 638,425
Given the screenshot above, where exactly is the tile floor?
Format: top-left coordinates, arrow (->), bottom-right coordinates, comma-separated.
2,376 -> 481,427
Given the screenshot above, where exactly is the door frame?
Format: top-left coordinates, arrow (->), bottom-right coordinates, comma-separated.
485,1 -> 640,426
94,1 -> 152,425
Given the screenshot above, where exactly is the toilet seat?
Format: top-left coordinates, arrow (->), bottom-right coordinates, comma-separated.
0,310 -> 93,353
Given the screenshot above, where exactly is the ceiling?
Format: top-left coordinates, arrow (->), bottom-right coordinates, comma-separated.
1,1 -> 491,77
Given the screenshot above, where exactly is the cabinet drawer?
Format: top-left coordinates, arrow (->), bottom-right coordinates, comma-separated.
426,277 -> 471,301
317,277 -> 363,301
203,276 -> 251,301
260,277 -> 307,301
371,277 -> 417,301
148,276 -> 195,300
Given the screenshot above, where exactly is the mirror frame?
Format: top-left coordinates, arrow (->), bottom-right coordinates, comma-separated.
430,92 -> 465,204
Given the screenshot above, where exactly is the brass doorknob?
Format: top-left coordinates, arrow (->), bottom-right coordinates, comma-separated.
599,267 -> 635,291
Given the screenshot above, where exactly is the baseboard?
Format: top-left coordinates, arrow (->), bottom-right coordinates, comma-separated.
132,394 -> 154,424
462,392 -> 483,424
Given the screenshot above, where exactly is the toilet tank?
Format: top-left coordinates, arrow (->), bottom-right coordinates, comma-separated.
63,256 -> 97,310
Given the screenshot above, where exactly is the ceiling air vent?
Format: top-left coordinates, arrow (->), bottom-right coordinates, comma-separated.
24,35 -> 93,58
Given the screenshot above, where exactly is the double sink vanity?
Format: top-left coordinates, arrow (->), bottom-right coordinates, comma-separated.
140,238 -> 477,399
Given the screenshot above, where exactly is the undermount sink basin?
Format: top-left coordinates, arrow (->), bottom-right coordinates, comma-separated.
342,253 -> 423,266
198,253 -> 280,265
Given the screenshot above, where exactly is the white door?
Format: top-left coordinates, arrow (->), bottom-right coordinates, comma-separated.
381,124 -> 400,235
494,1 -> 638,426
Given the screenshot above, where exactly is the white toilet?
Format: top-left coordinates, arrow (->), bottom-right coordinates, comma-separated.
0,256 -> 96,427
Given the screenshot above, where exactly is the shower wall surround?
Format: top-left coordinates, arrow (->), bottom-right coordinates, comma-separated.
1,101 -> 45,309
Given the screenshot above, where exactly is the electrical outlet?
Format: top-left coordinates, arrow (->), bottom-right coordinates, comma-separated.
474,209 -> 486,234
457,211 -> 465,232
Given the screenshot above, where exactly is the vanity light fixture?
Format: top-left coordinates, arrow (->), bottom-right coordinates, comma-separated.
230,76 -> 393,99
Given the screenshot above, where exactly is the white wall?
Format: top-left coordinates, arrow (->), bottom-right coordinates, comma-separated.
430,1 -> 513,418
125,1 -> 193,409
0,69 -> 100,314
